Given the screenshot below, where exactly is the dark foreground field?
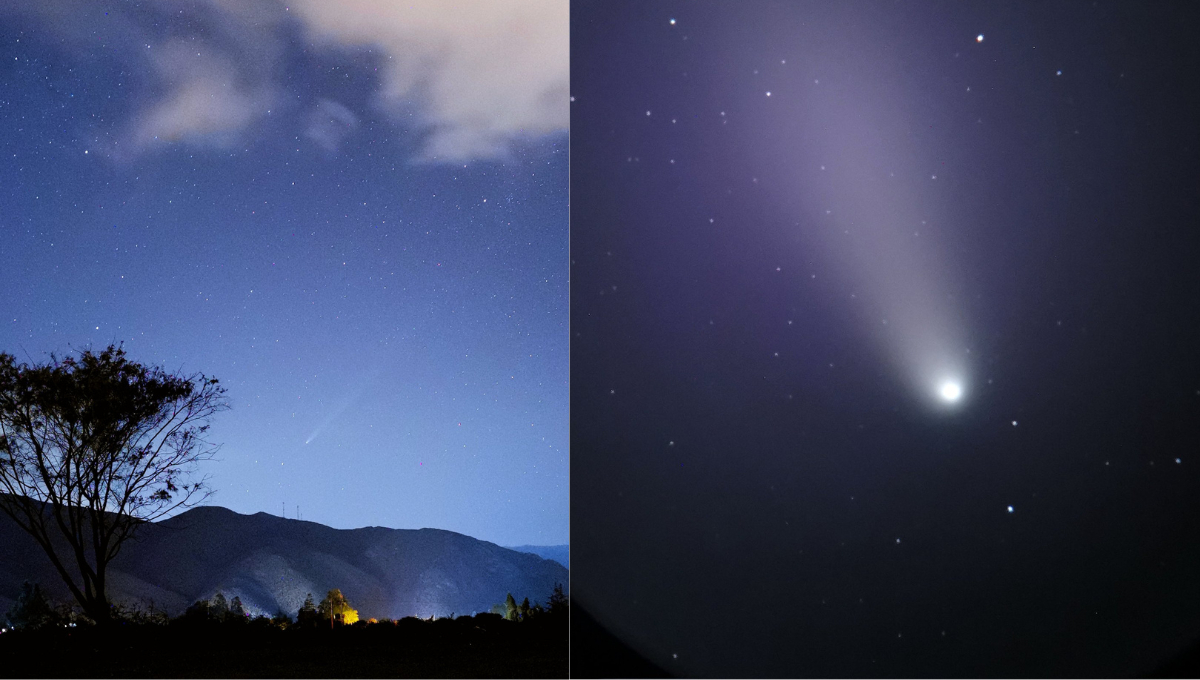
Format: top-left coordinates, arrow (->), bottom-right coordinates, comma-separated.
0,615 -> 568,678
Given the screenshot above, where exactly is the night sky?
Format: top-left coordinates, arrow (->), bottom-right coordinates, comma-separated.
0,1 -> 569,548
571,1 -> 1200,677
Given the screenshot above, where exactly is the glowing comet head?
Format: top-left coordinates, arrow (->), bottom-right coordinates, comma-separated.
938,380 -> 963,403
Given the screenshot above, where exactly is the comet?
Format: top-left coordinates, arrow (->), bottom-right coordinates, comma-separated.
762,37 -> 974,412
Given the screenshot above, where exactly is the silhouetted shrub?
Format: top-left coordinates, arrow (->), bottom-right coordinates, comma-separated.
111,600 -> 170,626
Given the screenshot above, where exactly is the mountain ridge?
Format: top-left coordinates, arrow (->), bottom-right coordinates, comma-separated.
506,544 -> 570,570
0,502 -> 567,622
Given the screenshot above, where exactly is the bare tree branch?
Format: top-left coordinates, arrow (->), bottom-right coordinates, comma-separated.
0,345 -> 228,624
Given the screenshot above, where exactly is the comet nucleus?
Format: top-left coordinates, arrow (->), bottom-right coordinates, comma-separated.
938,380 -> 963,402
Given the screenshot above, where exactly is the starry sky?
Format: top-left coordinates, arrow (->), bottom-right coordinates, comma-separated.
571,1 -> 1200,677
0,0 -> 569,548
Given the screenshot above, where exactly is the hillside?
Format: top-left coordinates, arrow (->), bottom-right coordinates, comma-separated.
0,504 -> 568,621
507,544 -> 570,569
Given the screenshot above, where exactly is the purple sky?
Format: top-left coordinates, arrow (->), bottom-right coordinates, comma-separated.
571,1 -> 1200,676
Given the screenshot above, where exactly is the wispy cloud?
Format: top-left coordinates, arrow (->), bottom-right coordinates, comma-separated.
286,0 -> 569,162
127,40 -> 276,153
1,0 -> 567,163
304,99 -> 359,154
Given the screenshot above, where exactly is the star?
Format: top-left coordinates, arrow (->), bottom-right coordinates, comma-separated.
977,34 -> 984,42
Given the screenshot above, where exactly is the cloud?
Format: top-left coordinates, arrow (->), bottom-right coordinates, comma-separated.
127,40 -> 276,153
1,0 -> 566,163
304,99 -> 359,153
286,0 -> 569,162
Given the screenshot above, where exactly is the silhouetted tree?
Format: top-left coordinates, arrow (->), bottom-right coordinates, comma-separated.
5,581 -> 57,630
504,593 -> 518,621
211,592 -> 229,620
0,345 -> 228,624
519,597 -> 530,621
547,582 -> 568,615
183,598 -> 211,622
317,588 -> 358,626
297,593 -> 319,626
229,596 -> 246,623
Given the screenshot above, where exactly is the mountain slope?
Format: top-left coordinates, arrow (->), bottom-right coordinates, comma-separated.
0,504 -> 568,621
507,544 -> 570,570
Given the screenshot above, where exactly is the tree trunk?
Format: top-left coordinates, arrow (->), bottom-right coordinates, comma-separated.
83,593 -> 112,625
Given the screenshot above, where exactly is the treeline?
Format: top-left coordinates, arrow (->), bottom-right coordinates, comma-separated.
490,583 -> 568,622
1,582 -> 569,678
3,580 -> 568,632
179,588 -> 359,629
